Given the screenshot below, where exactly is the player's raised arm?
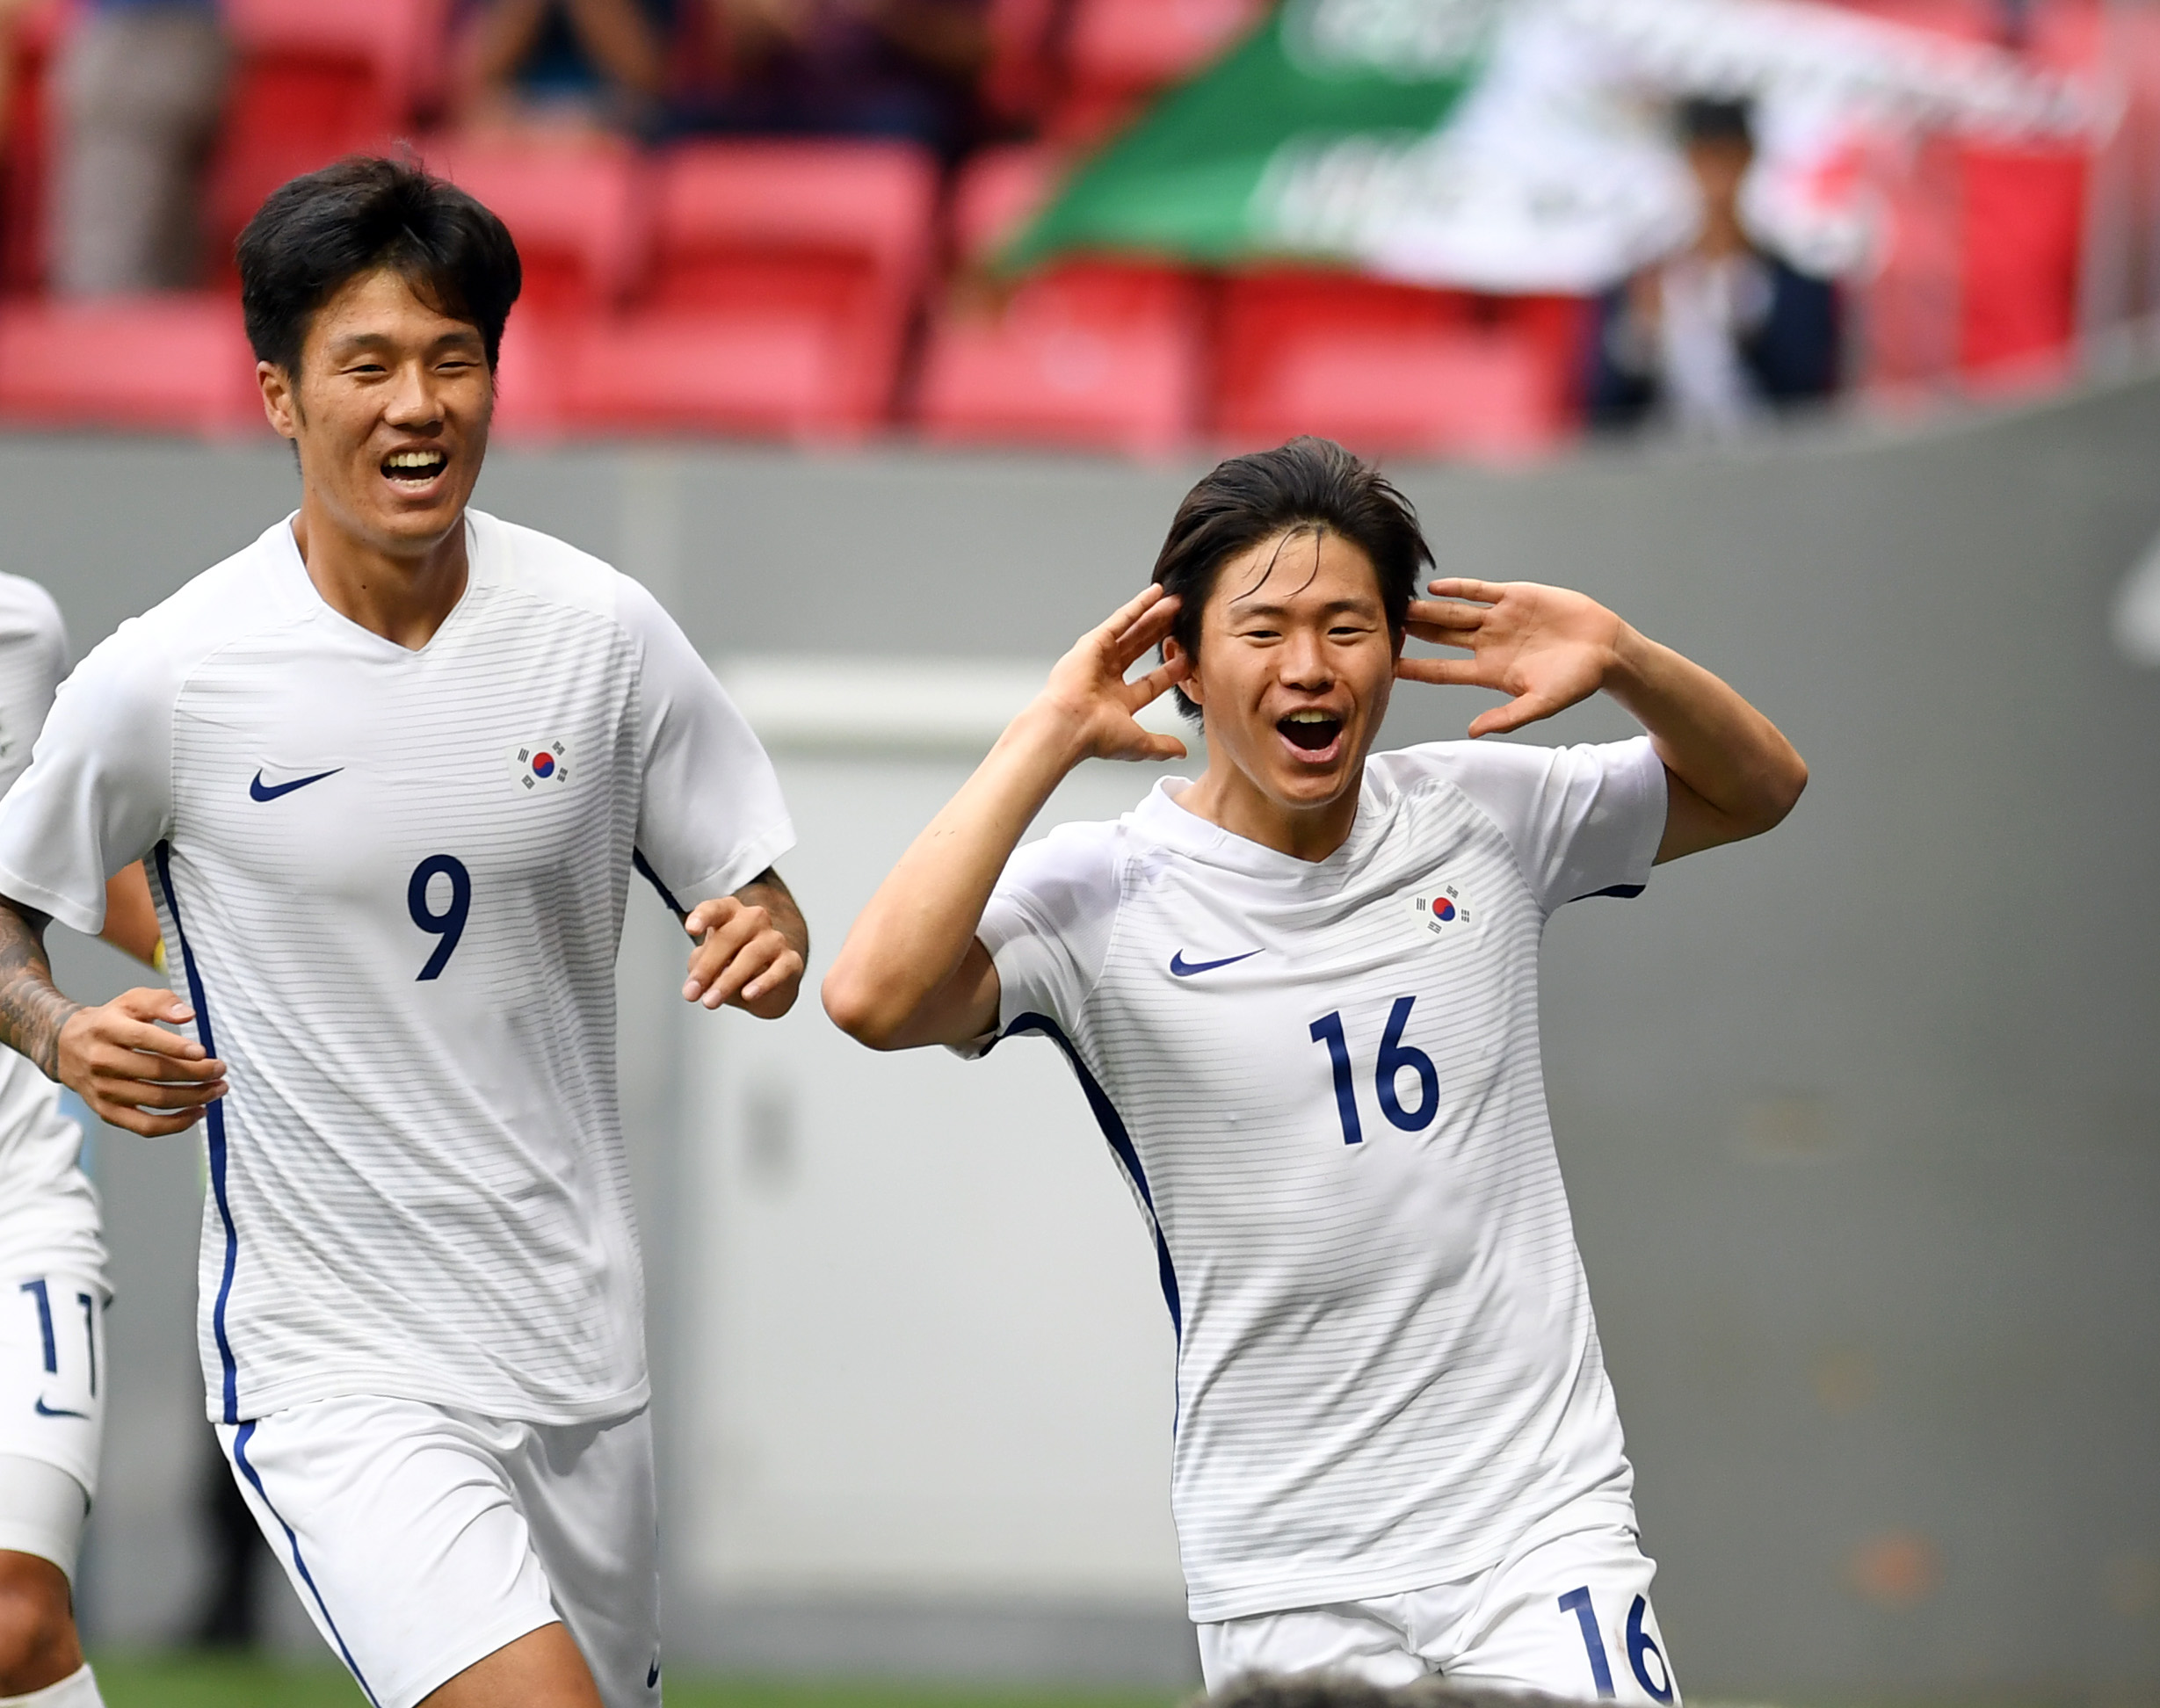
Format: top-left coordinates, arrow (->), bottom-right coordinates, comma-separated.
823,586 -> 1188,1052
1401,577 -> 1807,863
0,893 -> 224,1138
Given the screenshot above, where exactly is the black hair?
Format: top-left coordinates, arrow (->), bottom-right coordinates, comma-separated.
1678,95 -> 1754,148
236,155 -> 522,376
1149,438 -> 1433,721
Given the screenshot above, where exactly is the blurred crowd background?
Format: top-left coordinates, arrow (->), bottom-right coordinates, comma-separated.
0,0 -> 2151,459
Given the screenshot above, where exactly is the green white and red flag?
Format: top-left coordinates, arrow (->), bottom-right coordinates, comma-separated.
1004,0 -> 2113,293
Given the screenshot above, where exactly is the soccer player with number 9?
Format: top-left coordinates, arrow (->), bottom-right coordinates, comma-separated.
825,439 -> 1806,1698
0,159 -> 804,1707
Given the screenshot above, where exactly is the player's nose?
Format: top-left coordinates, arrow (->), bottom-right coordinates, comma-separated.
1279,630 -> 1333,686
382,361 -> 447,430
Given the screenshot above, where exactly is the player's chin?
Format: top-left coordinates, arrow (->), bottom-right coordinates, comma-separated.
1265,755 -> 1359,810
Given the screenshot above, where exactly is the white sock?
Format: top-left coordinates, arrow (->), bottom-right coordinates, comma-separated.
0,1662 -> 102,1707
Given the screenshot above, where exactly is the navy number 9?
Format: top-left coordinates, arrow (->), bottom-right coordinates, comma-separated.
408,855 -> 472,981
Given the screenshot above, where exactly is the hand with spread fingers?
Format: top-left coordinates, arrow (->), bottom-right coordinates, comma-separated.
1402,574 -> 1808,863
821,585 -> 1191,1053
1400,577 -> 1628,738
57,988 -> 228,1138
1036,585 -> 1191,766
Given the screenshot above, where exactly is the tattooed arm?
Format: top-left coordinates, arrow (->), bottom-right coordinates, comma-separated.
0,898 -> 82,1081
0,894 -> 225,1136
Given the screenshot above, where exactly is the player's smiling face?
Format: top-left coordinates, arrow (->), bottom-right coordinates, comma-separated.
262,266 -> 492,561
1177,526 -> 1398,828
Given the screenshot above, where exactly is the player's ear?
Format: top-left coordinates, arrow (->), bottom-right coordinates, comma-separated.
257,360 -> 301,440
1163,633 -> 1201,706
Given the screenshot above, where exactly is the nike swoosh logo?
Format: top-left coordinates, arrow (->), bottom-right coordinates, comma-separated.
250,767 -> 342,802
1169,949 -> 1262,977
33,1398 -> 87,1418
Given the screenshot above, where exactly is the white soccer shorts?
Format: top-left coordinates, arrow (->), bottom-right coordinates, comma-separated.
0,1268 -> 105,1581
1198,1514 -> 1680,1704
216,1394 -> 662,1708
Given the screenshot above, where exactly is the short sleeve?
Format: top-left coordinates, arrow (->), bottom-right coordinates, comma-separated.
960,821 -> 1124,1057
1427,735 -> 1667,915
618,575 -> 794,908
0,576 -> 69,800
0,619 -> 178,935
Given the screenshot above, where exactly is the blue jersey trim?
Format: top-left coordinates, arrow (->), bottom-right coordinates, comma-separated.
154,840 -> 242,1424
1004,1012 -> 1182,1344
1577,883 -> 1646,900
231,1421 -> 380,1706
632,847 -> 688,922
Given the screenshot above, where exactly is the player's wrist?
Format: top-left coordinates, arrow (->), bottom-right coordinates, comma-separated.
1599,620 -> 1658,702
43,999 -> 89,1085
1003,696 -> 1092,775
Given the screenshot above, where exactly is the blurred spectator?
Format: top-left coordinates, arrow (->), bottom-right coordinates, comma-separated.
452,0 -> 674,134
1589,98 -> 1840,438
669,0 -> 990,161
52,0 -> 228,296
187,1424 -> 272,1649
0,0 -> 40,151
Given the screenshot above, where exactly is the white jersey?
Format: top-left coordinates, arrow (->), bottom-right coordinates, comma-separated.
0,511 -> 793,1426
971,738 -> 1667,1622
0,576 -> 104,1288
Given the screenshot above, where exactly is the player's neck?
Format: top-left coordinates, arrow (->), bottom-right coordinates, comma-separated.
290,501 -> 470,652
1177,757 -> 1362,863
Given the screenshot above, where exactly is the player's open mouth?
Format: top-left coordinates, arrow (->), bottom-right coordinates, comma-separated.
382,449 -> 449,486
1278,710 -> 1344,755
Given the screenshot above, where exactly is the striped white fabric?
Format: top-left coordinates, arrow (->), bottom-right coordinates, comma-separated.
0,513 -> 793,1426
974,739 -> 1666,1621
0,575 -> 105,1288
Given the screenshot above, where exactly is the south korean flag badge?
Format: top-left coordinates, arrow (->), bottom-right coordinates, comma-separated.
507,738 -> 572,793
1402,879 -> 1476,948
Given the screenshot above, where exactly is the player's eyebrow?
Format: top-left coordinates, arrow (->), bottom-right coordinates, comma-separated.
326,328 -> 484,358
1228,595 -> 1379,620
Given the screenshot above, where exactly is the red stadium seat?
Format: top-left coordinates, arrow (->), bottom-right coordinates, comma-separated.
208,0 -> 449,259
1957,144 -> 2087,387
915,146 -> 1205,456
563,140 -> 938,439
1213,272 -> 1587,462
0,294 -> 265,432
421,136 -> 645,315
1055,0 -> 1267,140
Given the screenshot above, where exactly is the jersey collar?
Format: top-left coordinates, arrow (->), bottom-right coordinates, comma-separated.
269,509 -> 496,658
1128,771 -> 1399,883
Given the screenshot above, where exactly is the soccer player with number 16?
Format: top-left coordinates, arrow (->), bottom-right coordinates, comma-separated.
826,438 -> 1807,1701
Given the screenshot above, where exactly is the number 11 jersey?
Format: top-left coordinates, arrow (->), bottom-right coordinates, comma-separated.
968,738 -> 1666,1623
0,512 -> 794,1427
